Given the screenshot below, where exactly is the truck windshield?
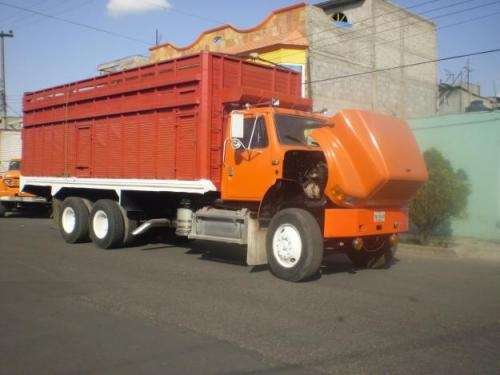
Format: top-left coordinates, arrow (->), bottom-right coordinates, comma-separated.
275,115 -> 326,146
8,160 -> 21,171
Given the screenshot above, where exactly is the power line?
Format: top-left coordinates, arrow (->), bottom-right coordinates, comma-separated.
0,0 -> 51,24
6,102 -> 21,116
277,0 -> 499,62
7,0 -> 98,30
306,47 -> 500,85
0,1 -> 151,45
148,0 -> 441,50
140,0 -> 227,26
313,0 -> 483,49
0,0 -> 50,25
319,0 -> 500,49
271,0 -> 444,48
309,6 -> 500,66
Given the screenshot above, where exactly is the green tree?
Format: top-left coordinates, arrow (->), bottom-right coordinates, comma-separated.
410,148 -> 471,245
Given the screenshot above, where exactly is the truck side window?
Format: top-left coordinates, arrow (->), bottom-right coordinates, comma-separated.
241,117 -> 268,149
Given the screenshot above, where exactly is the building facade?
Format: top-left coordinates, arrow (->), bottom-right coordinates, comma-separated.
438,83 -> 497,115
149,0 -> 437,119
0,116 -> 22,173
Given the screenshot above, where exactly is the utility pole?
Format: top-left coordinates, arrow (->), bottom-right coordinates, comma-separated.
0,30 -> 14,129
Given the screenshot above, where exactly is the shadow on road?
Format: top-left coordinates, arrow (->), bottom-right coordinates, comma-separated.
137,233 -> 378,280
2,209 -> 51,219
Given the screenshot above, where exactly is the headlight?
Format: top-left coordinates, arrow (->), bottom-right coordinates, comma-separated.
3,178 -> 18,187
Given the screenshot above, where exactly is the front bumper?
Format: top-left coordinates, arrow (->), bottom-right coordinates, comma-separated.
323,208 -> 408,238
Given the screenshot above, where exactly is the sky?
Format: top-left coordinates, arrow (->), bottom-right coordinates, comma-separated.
1,0 -> 499,116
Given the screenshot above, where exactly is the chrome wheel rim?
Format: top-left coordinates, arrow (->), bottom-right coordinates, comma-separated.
93,210 -> 109,239
61,207 -> 76,234
272,224 -> 302,268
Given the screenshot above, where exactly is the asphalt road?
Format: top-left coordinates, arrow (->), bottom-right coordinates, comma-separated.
1,217 -> 499,374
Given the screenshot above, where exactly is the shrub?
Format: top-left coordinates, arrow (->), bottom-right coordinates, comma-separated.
409,148 -> 471,245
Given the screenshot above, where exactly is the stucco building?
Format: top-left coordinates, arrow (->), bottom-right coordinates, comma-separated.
149,0 -> 438,119
438,83 -> 497,115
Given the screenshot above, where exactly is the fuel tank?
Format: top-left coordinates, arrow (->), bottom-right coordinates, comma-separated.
311,109 -> 428,208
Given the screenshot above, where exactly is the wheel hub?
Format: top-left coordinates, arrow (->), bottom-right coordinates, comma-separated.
93,210 -> 109,239
61,207 -> 76,234
272,224 -> 302,268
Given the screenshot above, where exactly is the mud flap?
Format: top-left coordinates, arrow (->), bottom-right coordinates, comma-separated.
246,216 -> 268,266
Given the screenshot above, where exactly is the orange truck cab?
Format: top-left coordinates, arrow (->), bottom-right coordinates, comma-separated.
0,159 -> 48,217
217,106 -> 427,279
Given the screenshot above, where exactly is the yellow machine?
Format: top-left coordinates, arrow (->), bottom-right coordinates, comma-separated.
0,159 -> 48,217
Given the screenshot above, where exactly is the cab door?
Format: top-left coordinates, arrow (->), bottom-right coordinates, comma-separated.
221,113 -> 277,201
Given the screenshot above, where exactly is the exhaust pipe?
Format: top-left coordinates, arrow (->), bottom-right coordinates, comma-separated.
132,218 -> 172,236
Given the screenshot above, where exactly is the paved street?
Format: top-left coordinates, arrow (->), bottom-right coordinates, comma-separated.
1,217 -> 499,374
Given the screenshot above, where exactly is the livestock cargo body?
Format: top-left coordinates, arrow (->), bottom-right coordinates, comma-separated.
21,52 -> 428,282
22,52 -> 306,189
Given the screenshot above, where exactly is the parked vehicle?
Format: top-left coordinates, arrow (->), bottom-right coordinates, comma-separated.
0,159 -> 48,217
20,52 -> 427,281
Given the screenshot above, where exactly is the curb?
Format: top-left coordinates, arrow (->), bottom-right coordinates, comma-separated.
398,243 -> 457,258
398,243 -> 500,262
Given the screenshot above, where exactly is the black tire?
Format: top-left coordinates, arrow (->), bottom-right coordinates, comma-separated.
90,199 -> 125,249
59,197 -> 92,243
0,202 -> 6,218
266,208 -> 324,282
347,245 -> 394,269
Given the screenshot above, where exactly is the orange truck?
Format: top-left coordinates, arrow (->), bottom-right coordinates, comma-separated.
0,159 -> 48,217
20,52 -> 427,281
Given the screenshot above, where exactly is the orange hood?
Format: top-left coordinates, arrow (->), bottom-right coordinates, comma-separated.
311,109 -> 428,208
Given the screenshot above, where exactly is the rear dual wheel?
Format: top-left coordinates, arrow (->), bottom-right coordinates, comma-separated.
60,197 -> 92,243
59,197 -> 136,249
89,199 -> 138,249
90,200 -> 125,249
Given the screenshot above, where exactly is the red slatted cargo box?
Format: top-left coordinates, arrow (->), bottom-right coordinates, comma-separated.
22,52 -> 310,189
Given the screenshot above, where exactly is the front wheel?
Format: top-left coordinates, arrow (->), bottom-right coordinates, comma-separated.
0,202 -> 6,218
266,208 -> 324,282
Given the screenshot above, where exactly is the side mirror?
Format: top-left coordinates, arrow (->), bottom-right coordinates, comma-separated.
231,138 -> 244,150
230,112 -> 244,139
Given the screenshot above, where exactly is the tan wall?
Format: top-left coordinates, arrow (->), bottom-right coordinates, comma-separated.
150,4 -> 308,62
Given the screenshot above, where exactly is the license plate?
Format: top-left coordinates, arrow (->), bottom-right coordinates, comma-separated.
374,211 -> 386,223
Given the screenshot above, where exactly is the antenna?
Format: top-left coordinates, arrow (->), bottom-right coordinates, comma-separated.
155,29 -> 162,46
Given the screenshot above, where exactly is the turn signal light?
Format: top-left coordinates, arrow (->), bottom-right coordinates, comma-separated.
352,237 -> 364,251
389,234 -> 399,247
3,178 -> 14,187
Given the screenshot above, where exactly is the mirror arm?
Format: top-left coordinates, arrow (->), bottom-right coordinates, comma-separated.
222,138 -> 230,167
247,116 -> 259,150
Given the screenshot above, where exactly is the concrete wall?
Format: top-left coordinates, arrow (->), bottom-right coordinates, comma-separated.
409,112 -> 500,241
307,0 -> 437,118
